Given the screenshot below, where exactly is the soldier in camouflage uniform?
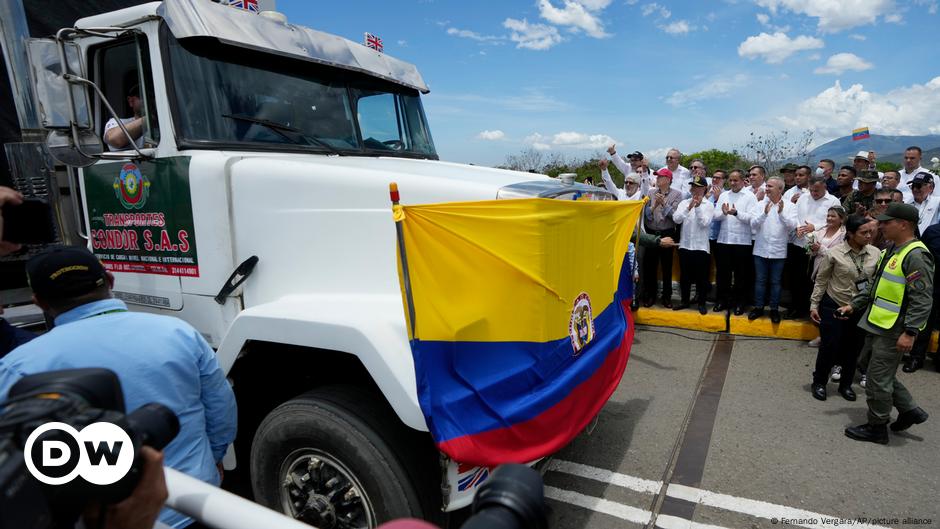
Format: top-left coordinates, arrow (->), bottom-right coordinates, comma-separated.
838,203 -> 932,444
841,170 -> 879,216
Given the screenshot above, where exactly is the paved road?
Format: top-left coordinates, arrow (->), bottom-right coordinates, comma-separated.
543,326 -> 940,529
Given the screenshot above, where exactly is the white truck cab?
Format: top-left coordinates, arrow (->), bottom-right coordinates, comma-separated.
3,1 -> 613,526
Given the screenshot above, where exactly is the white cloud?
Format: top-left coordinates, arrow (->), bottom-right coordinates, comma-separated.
477,130 -> 506,140
626,0 -> 639,4
737,32 -> 825,64
917,0 -> 940,14
665,74 -> 748,107
885,13 -> 903,23
706,12 -> 718,22
570,0 -> 613,10
848,33 -> 867,40
754,0 -> 897,33
446,27 -> 504,43
537,0 -> 610,38
813,52 -> 874,74
554,132 -> 618,149
779,77 -> 940,141
397,40 -> 408,47
660,20 -> 693,34
808,53 -> 822,61
755,12 -> 790,31
641,2 -> 671,18
503,18 -> 564,50
524,133 -> 552,151
524,131 -> 618,150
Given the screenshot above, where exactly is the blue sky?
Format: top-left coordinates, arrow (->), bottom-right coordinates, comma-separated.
276,0 -> 940,167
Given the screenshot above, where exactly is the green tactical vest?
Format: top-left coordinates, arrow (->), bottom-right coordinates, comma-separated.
868,240 -> 929,330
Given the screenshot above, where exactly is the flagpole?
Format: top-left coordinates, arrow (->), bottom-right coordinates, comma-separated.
391,182 -> 417,338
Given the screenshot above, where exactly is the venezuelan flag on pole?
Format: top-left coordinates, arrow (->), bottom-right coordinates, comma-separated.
852,126 -> 871,141
391,195 -> 644,466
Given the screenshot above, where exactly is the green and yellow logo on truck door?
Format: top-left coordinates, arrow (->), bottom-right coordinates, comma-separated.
113,163 -> 151,209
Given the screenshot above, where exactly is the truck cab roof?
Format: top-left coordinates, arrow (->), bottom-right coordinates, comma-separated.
76,0 -> 429,94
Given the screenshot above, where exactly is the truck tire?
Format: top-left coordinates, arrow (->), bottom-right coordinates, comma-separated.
250,385 -> 427,528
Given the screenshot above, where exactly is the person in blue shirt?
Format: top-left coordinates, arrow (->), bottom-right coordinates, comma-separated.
0,246 -> 237,528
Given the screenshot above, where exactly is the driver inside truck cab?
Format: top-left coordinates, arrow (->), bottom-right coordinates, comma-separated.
103,84 -> 145,151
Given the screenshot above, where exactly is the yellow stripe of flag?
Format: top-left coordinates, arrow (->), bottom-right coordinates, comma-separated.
395,198 -> 644,343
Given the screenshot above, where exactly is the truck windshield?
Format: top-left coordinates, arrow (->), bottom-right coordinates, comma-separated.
164,33 -> 437,158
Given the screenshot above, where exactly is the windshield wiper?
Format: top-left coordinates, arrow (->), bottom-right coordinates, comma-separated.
222,113 -> 340,155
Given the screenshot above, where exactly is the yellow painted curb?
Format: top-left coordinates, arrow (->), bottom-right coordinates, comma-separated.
634,307 -> 726,333
729,314 -> 817,341
634,306 -> 940,345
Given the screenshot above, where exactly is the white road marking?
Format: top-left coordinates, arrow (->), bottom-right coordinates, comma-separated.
655,514 -> 730,529
548,460 -> 892,529
547,459 -> 663,494
667,484 -> 891,529
544,486 -> 652,525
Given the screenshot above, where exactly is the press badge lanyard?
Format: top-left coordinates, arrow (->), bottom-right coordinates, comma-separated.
849,251 -> 865,277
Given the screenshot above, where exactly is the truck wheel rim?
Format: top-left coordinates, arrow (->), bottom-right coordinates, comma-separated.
278,448 -> 377,529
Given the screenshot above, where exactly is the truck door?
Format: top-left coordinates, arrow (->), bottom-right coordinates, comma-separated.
80,34 -> 187,310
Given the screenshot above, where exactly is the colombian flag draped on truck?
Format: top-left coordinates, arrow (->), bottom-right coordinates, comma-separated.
392,196 -> 644,466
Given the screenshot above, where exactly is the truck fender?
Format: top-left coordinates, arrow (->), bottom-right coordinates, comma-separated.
215,293 -> 426,431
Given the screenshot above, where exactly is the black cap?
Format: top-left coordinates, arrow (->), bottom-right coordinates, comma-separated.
780,163 -> 798,173
26,246 -> 108,300
876,202 -> 919,223
626,151 -> 644,161
690,175 -> 707,188
908,172 -> 934,186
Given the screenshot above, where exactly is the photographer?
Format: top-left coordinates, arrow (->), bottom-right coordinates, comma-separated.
0,246 -> 237,527
0,186 -> 37,358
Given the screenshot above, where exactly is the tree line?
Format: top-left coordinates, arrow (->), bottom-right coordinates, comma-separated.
500,130 -> 903,187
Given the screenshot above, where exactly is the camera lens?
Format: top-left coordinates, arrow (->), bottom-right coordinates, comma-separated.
125,403 -> 180,451
462,464 -> 546,529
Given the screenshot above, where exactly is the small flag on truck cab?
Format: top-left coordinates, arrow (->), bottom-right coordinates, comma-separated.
365,32 -> 384,52
222,0 -> 259,12
391,197 -> 643,466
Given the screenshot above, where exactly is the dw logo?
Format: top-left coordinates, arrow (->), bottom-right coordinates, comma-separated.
24,422 -> 134,485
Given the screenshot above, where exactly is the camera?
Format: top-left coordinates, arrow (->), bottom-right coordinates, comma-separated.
461,463 -> 547,529
375,464 -> 547,529
0,368 -> 179,529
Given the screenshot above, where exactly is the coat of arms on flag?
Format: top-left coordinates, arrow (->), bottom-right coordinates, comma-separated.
223,0 -> 259,12
365,32 -> 384,52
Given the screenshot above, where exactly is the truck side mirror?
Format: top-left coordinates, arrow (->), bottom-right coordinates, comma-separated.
26,38 -> 93,130
45,129 -> 103,168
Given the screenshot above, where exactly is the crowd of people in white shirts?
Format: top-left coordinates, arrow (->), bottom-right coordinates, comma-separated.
597,144 -> 939,338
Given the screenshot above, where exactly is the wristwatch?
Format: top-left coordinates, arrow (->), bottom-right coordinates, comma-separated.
903,329 -> 919,337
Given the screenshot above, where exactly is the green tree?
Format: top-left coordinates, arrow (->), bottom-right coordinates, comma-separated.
875,161 -> 901,172
680,149 -> 744,173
